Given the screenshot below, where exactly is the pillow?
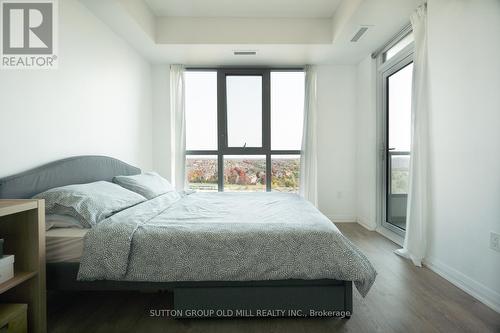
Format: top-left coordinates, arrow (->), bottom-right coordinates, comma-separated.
33,181 -> 146,227
45,214 -> 84,231
113,172 -> 175,199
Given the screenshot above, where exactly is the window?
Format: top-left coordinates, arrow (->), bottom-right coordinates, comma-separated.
226,76 -> 262,148
185,71 -> 218,150
271,154 -> 300,192
224,155 -> 266,192
271,72 -> 304,150
383,32 -> 414,62
186,155 -> 218,192
388,63 -> 413,197
185,69 -> 305,193
378,25 -> 414,235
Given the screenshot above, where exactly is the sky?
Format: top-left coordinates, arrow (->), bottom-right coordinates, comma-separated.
185,71 -> 218,150
226,75 -> 262,147
388,63 -> 413,152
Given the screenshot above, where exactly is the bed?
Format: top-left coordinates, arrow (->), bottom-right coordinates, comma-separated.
0,156 -> 376,318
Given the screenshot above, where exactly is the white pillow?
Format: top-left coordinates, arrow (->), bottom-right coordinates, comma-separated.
45,214 -> 84,231
113,172 -> 175,199
34,181 -> 146,227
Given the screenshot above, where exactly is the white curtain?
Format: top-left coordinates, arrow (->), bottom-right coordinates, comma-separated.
299,65 -> 318,207
395,5 -> 430,267
170,64 -> 186,191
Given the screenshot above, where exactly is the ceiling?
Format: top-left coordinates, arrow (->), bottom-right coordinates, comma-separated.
144,0 -> 342,18
81,0 -> 422,65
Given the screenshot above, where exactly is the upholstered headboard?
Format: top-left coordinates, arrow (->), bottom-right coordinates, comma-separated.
0,156 -> 141,199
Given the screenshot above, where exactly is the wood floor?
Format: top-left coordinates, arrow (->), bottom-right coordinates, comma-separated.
47,223 -> 500,333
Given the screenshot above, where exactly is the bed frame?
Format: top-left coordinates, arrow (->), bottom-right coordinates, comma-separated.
0,156 -> 353,318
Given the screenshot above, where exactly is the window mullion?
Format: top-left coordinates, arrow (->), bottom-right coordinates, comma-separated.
217,70 -> 226,192
263,70 -> 271,191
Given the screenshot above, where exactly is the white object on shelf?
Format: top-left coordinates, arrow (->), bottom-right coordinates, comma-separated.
0,255 -> 14,284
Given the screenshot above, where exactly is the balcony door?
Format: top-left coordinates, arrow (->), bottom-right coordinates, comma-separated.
382,59 -> 413,233
378,28 -> 414,235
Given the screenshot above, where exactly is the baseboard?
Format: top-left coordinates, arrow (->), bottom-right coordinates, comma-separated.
375,225 -> 404,246
424,257 -> 500,314
326,215 -> 357,223
356,216 -> 376,231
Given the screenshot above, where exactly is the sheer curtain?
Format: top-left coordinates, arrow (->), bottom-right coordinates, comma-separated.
299,65 -> 318,207
395,4 -> 430,267
170,64 -> 186,191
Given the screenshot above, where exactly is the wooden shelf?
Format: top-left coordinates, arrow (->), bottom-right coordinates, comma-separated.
0,200 -> 38,217
0,199 -> 46,333
0,271 -> 37,294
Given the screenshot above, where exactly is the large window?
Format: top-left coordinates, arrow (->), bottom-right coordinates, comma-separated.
185,69 -> 305,193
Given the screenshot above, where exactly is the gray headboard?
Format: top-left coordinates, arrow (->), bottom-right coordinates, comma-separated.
0,156 -> 141,199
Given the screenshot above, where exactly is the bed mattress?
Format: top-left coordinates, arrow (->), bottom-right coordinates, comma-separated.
46,228 -> 88,263
78,192 -> 377,296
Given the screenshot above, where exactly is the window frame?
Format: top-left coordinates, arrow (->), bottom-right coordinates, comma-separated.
185,67 -> 304,192
376,25 -> 415,238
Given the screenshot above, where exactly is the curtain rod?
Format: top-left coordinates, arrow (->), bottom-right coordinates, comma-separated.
371,23 -> 412,59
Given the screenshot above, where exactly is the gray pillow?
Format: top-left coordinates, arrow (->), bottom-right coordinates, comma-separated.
45,214 -> 84,231
113,172 -> 174,199
33,181 -> 146,227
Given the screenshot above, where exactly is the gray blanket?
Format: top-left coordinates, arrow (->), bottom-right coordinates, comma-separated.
78,192 -> 377,296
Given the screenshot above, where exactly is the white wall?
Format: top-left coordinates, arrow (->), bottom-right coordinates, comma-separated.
0,0 -> 153,178
316,65 -> 358,221
425,0 -> 500,312
355,56 -> 377,230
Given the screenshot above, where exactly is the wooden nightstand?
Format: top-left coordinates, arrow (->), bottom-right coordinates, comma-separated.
0,200 -> 46,333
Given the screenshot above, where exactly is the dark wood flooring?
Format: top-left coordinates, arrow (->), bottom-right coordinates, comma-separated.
47,223 -> 500,333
